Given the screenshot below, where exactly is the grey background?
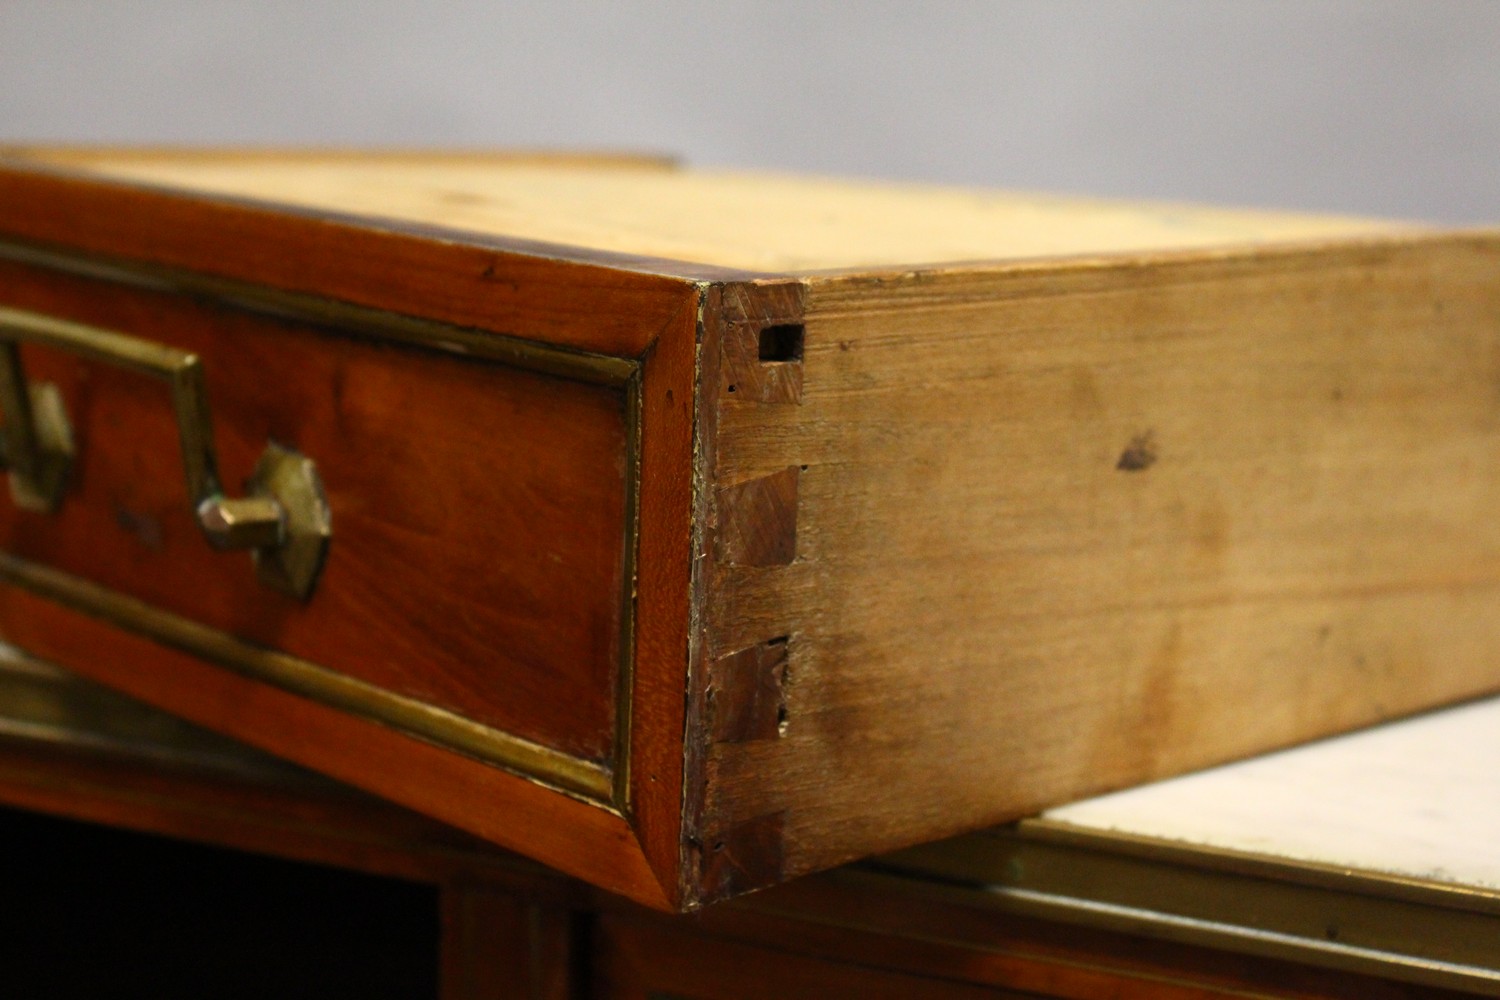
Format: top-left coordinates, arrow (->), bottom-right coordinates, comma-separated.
0,1 -> 1495,223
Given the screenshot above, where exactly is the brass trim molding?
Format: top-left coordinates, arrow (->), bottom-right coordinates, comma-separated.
0,238 -> 638,386
611,372 -> 642,812
0,239 -> 644,810
0,642 -> 322,784
872,821 -> 1500,996
0,554 -> 615,802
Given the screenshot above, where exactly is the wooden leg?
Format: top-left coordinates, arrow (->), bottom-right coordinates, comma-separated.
440,881 -> 575,1000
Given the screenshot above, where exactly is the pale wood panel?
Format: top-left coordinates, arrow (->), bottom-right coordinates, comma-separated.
4,151 -> 1413,273
705,236 -> 1500,883
1045,693 -> 1500,891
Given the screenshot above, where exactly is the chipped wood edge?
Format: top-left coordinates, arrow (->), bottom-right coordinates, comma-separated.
683,278 -> 808,907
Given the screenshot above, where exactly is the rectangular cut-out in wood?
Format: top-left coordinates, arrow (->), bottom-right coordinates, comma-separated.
757,324 -> 804,363
0,146 -> 1496,911
720,285 -> 805,404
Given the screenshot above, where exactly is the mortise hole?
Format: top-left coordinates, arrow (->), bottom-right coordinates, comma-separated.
758,324 -> 804,363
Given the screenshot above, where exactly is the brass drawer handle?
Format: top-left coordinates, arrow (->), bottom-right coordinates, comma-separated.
0,306 -> 330,599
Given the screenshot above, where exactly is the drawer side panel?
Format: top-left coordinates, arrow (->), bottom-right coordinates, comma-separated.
700,236 -> 1500,900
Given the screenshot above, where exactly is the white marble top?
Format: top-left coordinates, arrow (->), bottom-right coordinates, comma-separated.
1045,695 -> 1500,891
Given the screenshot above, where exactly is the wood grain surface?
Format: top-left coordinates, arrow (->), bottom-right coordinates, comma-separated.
701,235 -> 1500,896
0,155 -> 708,909
0,257 -> 630,760
0,583 -> 674,904
8,149 -> 1415,274
3,151 -> 1497,913
0,161 -> 704,348
595,917 -> 1026,999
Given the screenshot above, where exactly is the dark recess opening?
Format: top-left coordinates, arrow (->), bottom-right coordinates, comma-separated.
0,805 -> 439,999
758,324 -> 804,363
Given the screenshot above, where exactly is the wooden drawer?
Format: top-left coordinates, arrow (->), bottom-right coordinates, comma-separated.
0,249 -> 639,772
1,149 -> 1498,911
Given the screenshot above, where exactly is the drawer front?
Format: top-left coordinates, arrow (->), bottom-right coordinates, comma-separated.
0,248 -> 635,801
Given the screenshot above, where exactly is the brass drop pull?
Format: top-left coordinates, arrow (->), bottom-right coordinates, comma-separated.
0,306 -> 331,599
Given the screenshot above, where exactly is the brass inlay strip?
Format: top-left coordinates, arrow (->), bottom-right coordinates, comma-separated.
0,642 -> 322,784
0,553 -> 615,802
872,823 -> 1500,995
610,372 -> 642,813
0,238 -> 638,386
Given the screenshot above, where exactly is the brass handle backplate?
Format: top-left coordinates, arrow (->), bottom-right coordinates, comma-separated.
0,306 -> 331,599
